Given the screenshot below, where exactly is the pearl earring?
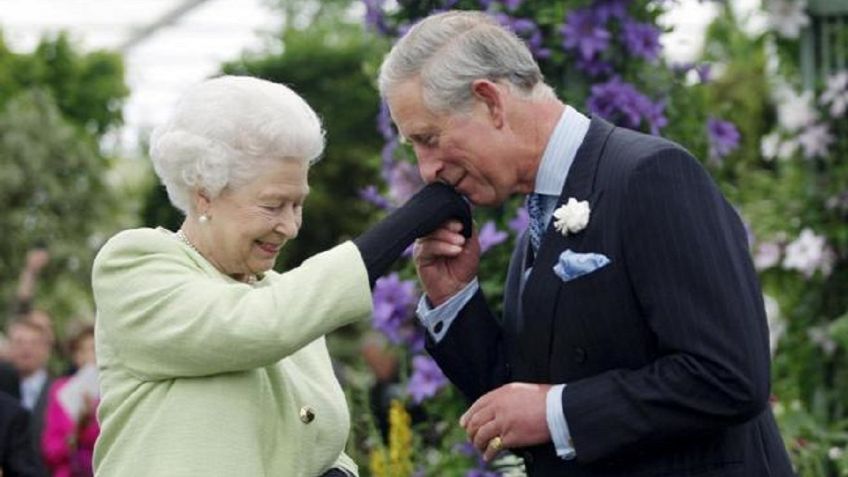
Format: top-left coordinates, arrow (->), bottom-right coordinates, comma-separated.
199,214 -> 209,224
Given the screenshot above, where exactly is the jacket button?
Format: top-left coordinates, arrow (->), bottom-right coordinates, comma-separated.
523,451 -> 535,466
574,347 -> 587,363
300,406 -> 315,424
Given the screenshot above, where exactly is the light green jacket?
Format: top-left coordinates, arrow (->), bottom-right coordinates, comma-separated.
91,228 -> 372,477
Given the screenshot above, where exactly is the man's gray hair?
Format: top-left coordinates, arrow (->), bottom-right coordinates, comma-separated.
149,75 -> 324,215
378,10 -> 554,113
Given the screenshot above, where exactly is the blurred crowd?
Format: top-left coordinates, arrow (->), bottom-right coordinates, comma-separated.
1,247 -> 99,477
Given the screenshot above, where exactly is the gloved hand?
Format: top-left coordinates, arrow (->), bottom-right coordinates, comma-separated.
354,182 -> 472,286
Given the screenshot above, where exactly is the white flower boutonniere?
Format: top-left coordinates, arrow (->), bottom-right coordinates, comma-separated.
553,198 -> 591,236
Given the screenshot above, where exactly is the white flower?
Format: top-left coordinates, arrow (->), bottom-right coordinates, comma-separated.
829,447 -> 845,461
763,294 -> 784,357
808,326 -> 837,356
760,131 -> 801,161
777,139 -> 799,160
552,198 -> 590,236
754,241 -> 782,270
820,71 -> 848,118
766,0 -> 810,39
797,123 -> 834,159
777,89 -> 818,132
760,132 -> 781,160
782,228 -> 835,278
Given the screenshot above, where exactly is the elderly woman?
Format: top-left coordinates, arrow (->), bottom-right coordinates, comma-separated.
91,76 -> 469,477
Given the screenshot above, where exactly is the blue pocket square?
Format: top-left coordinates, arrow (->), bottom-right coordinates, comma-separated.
553,249 -> 610,282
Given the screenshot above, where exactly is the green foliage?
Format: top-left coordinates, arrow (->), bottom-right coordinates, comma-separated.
0,33 -> 127,135
0,91 -> 122,322
0,33 -> 130,331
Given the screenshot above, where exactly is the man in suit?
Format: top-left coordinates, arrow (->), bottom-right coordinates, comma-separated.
0,391 -> 44,477
378,10 -> 794,477
7,319 -> 52,460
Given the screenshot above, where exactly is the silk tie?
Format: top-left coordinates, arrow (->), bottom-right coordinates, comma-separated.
527,193 -> 549,253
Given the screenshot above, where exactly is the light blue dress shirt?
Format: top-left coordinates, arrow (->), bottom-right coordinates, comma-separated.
416,105 -> 590,460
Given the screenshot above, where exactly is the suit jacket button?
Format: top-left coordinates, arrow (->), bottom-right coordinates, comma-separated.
300,406 -> 315,424
574,347 -> 587,363
523,451 -> 535,466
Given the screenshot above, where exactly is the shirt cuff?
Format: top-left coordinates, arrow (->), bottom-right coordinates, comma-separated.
546,384 -> 576,460
415,278 -> 479,343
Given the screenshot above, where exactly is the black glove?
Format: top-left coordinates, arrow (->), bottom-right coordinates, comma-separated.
318,468 -> 353,477
354,182 -> 472,286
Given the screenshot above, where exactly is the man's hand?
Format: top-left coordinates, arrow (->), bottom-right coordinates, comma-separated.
413,220 -> 480,306
460,382 -> 553,462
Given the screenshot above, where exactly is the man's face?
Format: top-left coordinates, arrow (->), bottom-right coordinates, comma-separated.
387,79 -> 521,206
8,323 -> 51,377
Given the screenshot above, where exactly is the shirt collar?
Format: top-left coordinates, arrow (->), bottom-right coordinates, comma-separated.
533,105 -> 591,196
20,368 -> 47,410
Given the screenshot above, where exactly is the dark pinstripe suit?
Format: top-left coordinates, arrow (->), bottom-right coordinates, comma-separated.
427,118 -> 795,476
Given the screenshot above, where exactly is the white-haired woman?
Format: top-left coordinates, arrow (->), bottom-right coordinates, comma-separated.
91,75 -> 470,477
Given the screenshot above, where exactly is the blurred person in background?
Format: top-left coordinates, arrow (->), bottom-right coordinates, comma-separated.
42,322 -> 98,477
0,361 -> 20,399
91,75 -> 470,477
0,390 -> 44,477
7,319 -> 52,475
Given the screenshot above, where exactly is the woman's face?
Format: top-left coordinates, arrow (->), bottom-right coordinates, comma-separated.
73,334 -> 96,368
199,159 -> 309,278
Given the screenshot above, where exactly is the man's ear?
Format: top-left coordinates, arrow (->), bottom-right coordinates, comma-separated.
470,79 -> 505,128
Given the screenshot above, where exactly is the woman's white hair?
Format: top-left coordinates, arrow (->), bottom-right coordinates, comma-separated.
378,10 -> 554,113
149,75 -> 325,215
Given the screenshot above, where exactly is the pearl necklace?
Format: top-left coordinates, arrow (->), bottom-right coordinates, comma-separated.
175,229 -> 200,254
175,229 -> 258,284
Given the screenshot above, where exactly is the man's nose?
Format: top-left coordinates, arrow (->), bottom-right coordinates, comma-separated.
416,150 -> 442,184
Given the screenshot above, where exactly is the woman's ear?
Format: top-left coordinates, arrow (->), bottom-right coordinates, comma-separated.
193,189 -> 212,217
470,79 -> 505,128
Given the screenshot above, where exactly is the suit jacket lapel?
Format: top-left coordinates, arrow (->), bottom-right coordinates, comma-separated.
519,116 -> 615,380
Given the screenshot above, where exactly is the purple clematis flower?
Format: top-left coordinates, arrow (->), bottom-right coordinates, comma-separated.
478,221 -> 509,254
695,63 -> 712,83
508,206 -> 530,234
387,160 -> 424,205
363,0 -> 389,35
372,273 -> 419,346
644,99 -> 668,135
377,101 -> 395,140
502,0 -> 523,11
479,0 -> 523,11
493,15 -> 550,59
593,0 -> 631,22
466,470 -> 500,477
707,117 -> 741,160
359,185 -> 391,209
407,355 -> 448,403
576,56 -> 614,77
621,20 -> 662,61
560,8 -> 611,62
587,77 -> 655,130
380,139 -> 399,183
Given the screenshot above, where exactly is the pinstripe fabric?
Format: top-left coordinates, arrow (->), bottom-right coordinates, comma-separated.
427,117 -> 794,476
